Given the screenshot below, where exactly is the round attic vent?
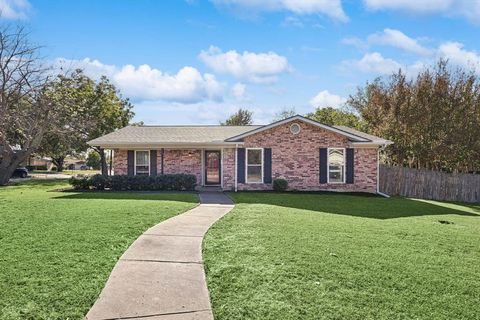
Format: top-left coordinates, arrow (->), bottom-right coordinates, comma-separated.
290,123 -> 301,135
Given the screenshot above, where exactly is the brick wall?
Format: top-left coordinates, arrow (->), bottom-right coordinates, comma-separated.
113,149 -> 128,175
163,149 -> 202,185
223,148 -> 236,190
222,120 -> 378,193
113,149 -> 203,186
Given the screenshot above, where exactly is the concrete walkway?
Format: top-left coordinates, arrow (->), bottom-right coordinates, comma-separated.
86,192 -> 234,320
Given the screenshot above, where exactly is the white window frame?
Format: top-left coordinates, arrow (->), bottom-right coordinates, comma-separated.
327,148 -> 345,184
134,150 -> 150,176
245,148 -> 263,184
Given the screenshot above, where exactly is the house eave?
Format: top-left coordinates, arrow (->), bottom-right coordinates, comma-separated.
348,141 -> 393,148
86,141 -> 244,149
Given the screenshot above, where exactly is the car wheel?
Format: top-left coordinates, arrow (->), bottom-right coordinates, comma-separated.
21,172 -> 27,178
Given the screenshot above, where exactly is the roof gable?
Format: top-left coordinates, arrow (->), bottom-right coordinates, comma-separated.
225,115 -> 371,142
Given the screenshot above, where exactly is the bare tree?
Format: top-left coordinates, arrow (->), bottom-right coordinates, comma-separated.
0,25 -> 54,185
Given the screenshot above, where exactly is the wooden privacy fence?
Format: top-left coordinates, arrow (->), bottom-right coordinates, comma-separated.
379,165 -> 480,203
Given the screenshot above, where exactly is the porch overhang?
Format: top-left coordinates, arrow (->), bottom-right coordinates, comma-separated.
87,142 -> 244,149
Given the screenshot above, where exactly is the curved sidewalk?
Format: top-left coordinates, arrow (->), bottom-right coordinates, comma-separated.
86,192 -> 234,320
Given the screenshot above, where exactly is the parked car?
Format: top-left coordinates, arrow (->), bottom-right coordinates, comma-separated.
11,167 -> 28,178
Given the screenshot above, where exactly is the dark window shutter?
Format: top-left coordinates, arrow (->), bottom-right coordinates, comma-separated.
127,150 -> 134,176
150,150 -> 157,176
160,148 -> 165,174
263,148 -> 272,183
237,148 -> 246,183
319,148 -> 327,184
346,148 -> 354,184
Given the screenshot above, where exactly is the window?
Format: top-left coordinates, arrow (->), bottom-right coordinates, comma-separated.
328,148 -> 345,183
246,148 -> 263,183
290,123 -> 301,134
135,150 -> 150,176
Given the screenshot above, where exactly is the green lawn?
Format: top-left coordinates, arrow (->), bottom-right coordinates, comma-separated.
203,192 -> 480,320
0,180 -> 197,320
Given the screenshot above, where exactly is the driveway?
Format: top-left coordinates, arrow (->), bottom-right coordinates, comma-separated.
86,192 -> 234,320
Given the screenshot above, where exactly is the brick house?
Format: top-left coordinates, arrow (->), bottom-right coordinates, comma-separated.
87,115 -> 392,193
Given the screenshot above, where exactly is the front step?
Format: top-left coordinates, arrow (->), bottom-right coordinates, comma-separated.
197,186 -> 223,192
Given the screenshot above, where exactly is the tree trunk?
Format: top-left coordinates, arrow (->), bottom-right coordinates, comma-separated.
0,150 -> 30,185
52,156 -> 65,172
98,148 -> 108,176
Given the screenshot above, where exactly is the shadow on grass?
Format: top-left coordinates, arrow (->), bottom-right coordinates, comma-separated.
229,192 -> 480,219
53,191 -> 199,203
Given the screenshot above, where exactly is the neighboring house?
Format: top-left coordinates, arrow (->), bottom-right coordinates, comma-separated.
87,115 -> 392,193
65,159 -> 87,170
25,156 -> 54,171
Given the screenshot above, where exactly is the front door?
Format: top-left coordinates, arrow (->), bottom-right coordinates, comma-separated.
205,151 -> 221,185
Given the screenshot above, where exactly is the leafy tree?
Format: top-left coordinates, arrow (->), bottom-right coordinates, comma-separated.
306,107 -> 365,130
36,71 -> 93,171
348,59 -> 480,173
273,108 -> 296,121
85,75 -> 134,175
86,151 -> 101,169
0,25 -> 61,185
38,69 -> 134,176
221,108 -> 253,125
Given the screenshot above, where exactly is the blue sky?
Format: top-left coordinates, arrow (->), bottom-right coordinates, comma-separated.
5,0 -> 480,124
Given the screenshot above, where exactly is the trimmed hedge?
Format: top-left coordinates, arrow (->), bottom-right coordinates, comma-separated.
69,174 -> 197,191
273,178 -> 288,192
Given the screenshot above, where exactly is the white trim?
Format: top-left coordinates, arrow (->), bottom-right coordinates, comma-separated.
246,148 -> 264,184
134,150 -> 150,176
327,148 -> 346,184
225,115 -> 370,142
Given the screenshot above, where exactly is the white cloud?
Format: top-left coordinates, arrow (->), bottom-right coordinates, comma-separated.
343,29 -> 431,56
211,0 -> 348,21
368,28 -> 432,56
309,90 -> 346,108
53,58 -> 224,104
363,0 -> 480,23
437,42 -> 480,71
231,82 -> 252,101
199,45 -> 290,84
342,52 -> 403,74
0,0 -> 30,19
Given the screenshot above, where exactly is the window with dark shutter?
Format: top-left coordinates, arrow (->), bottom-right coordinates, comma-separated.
319,148 -> 327,184
150,150 -> 157,176
237,148 -> 246,183
346,148 -> 354,184
127,150 -> 134,176
263,148 -> 272,183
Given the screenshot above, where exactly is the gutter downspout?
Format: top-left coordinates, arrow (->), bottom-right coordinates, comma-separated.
377,144 -> 390,198
234,144 -> 238,192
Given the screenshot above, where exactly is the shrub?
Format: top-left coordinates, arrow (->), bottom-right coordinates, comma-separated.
90,174 -> 109,190
273,178 -> 288,192
68,174 -> 197,191
69,176 -> 90,190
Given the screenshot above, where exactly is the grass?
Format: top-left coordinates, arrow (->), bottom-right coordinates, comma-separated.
203,192 -> 480,320
0,180 -> 197,320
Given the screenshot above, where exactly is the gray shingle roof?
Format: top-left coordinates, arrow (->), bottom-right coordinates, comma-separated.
88,125 -> 262,146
